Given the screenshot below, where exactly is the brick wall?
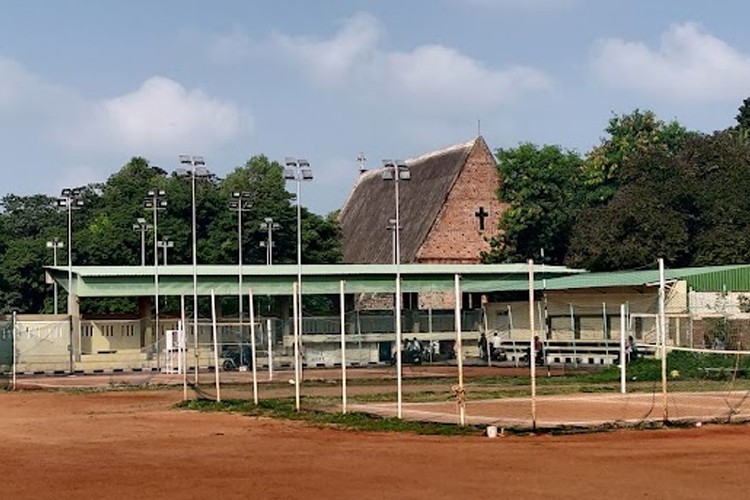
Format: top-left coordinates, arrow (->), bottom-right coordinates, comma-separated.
416,138 -> 507,263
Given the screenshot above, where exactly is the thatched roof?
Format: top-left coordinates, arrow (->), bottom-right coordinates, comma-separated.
340,138 -> 483,263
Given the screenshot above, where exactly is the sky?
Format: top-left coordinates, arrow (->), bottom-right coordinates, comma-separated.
2,0 -> 750,215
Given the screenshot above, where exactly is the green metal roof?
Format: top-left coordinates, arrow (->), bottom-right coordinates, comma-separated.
540,265 -> 750,292
45,263 -> 584,298
48,262 -> 750,298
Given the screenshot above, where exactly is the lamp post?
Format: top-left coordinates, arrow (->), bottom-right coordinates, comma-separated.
382,159 -> 410,419
177,155 -> 211,384
132,217 -> 152,266
284,157 -> 313,411
259,217 -> 281,265
46,237 -> 64,314
145,189 -> 167,369
229,191 -> 252,354
58,187 -> 84,370
157,237 -> 174,265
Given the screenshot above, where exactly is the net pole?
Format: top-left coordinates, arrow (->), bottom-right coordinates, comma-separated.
603,302 -> 609,360
12,310 -> 17,391
248,288 -> 258,406
508,305 -> 517,367
210,289 -> 221,403
620,304 -> 626,394
482,297 -> 491,367
570,304 -> 578,368
181,295 -> 187,401
454,274 -> 465,426
529,260 -> 536,430
339,280 -> 347,414
293,281 -> 301,411
267,318 -> 273,381
538,302 -> 550,376
659,258 -> 668,421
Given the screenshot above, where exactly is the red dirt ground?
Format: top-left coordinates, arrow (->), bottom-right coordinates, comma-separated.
3,388 -> 750,499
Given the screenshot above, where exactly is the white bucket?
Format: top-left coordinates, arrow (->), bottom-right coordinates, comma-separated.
486,425 -> 498,438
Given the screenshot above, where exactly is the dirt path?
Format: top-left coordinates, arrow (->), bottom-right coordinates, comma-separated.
2,389 -> 750,499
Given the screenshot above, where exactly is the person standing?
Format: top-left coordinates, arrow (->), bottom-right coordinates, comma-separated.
478,332 -> 488,359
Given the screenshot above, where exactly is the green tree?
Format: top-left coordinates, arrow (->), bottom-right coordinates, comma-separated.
567,130 -> 750,271
735,97 -> 750,131
483,143 -> 585,264
686,131 -> 750,265
584,109 -> 689,204
0,194 -> 66,313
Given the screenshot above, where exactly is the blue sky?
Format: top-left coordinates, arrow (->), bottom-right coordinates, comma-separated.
2,0 -> 750,215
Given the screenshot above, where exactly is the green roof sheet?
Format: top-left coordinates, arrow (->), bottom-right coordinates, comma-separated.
45,263 -> 584,297
541,265 -> 750,292
48,262 -> 750,298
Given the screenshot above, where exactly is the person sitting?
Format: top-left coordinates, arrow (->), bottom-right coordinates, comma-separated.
491,332 -> 504,360
410,337 -> 422,353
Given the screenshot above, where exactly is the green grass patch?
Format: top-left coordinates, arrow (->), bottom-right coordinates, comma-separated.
177,398 -> 483,436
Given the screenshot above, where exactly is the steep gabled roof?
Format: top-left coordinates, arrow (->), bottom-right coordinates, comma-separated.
339,138 -> 480,264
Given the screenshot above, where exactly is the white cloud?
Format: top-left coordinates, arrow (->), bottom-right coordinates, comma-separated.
0,56 -> 250,155
0,56 -> 78,116
385,45 -> 549,109
273,12 -> 381,86
590,22 -> 750,102
61,76 -> 251,153
268,12 -> 550,113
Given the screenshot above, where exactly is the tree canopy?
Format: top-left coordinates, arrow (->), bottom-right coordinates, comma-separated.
489,102 -> 750,271
0,155 -> 341,314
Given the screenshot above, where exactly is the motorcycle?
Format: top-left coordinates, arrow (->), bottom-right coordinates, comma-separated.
489,347 -> 507,362
221,345 -> 253,371
391,347 -> 425,365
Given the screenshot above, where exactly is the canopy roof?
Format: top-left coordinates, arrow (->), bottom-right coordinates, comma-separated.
540,265 -> 750,292
46,263 -> 583,298
48,263 -> 750,299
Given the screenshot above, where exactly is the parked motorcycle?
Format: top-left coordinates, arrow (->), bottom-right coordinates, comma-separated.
221,345 -> 253,371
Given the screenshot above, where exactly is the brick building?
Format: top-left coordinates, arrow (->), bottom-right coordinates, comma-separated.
339,136 -> 505,265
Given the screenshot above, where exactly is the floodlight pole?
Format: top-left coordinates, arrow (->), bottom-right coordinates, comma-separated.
178,155 -> 209,385
58,187 -> 84,372
284,157 -> 313,404
46,237 -> 64,314
260,217 -> 281,265
146,189 -> 167,370
132,218 -> 152,266
230,192 -> 252,360
382,159 -> 410,419
157,237 -> 174,265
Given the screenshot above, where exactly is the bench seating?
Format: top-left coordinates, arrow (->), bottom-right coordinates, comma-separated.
499,339 -> 656,366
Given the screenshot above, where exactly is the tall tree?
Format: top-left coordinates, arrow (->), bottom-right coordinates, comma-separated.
584,109 -> 689,204
483,143 -> 585,264
735,97 -> 750,131
567,130 -> 750,271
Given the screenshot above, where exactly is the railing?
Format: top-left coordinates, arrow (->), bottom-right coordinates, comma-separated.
289,309 -> 485,336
